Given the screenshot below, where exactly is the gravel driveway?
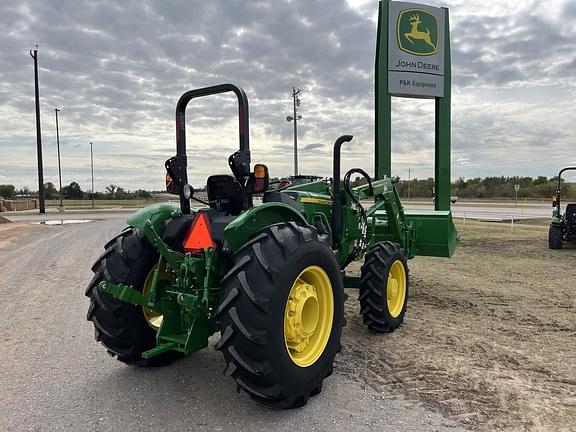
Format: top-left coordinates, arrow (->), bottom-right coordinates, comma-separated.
0,216 -> 464,432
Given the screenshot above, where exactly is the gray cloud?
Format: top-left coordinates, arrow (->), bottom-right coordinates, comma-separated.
0,0 -> 575,192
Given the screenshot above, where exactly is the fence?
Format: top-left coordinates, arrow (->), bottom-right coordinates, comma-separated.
0,198 -> 38,212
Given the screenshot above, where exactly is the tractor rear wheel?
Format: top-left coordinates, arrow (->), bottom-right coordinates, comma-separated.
359,241 -> 409,333
216,223 -> 344,409
85,228 -> 181,366
548,224 -> 563,249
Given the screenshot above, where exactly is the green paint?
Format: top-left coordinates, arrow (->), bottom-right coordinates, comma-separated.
98,231 -> 222,359
98,281 -> 148,306
375,0 -> 392,179
435,8 -> 451,211
127,202 -> 182,231
224,202 -> 308,252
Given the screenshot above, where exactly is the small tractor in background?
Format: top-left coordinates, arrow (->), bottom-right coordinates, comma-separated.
549,167 -> 576,249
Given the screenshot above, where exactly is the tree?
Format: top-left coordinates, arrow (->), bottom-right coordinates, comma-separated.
533,176 -> 548,186
105,184 -> 118,199
0,184 -> 16,198
62,181 -> 83,199
135,189 -> 151,199
44,182 -> 58,200
115,186 -> 130,200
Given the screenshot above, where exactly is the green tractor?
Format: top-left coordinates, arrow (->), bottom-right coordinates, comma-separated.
548,167 -> 576,249
86,83 -> 458,408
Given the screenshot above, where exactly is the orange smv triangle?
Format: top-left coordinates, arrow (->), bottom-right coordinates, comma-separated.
183,212 -> 216,253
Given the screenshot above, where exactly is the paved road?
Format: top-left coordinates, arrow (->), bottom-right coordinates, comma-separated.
358,200 -> 553,221
6,201 -> 552,224
412,201 -> 551,221
0,216 -> 465,432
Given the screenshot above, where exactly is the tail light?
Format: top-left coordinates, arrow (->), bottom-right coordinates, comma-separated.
166,172 -> 176,194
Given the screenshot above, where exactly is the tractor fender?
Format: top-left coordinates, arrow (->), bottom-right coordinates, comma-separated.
127,202 -> 184,232
224,202 -> 309,252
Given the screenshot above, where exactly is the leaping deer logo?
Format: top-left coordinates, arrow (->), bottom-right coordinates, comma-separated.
405,14 -> 436,50
397,9 -> 438,56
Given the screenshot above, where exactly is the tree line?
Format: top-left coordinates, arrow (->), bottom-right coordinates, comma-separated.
0,182 -> 154,200
394,176 -> 575,199
1,175 -> 575,201
348,175 -> 575,199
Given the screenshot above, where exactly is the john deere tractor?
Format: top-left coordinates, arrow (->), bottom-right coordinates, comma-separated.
86,83 -> 457,408
86,1 -> 458,408
549,167 -> 576,249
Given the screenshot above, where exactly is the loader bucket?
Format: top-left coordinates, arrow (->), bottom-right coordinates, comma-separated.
370,210 -> 458,258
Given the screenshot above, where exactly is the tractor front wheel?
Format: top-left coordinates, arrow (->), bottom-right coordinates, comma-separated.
548,224 -> 563,249
85,228 -> 181,366
216,223 -> 344,409
359,241 -> 409,332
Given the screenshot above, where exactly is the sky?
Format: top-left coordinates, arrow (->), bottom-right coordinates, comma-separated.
0,0 -> 575,193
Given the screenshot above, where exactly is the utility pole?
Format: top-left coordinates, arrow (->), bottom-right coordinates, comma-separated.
90,142 -> 95,209
55,108 -> 63,210
286,87 -> 302,176
408,168 -> 411,201
30,46 -> 45,214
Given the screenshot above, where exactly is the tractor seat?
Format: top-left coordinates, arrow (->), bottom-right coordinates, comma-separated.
206,175 -> 244,215
566,204 -> 576,223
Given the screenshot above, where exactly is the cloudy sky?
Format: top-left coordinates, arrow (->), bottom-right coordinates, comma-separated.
1,0 -> 575,192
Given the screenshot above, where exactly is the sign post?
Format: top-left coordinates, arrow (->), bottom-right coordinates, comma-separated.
375,0 -> 452,211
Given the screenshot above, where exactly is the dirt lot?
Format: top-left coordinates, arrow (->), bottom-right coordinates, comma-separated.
340,220 -> 576,431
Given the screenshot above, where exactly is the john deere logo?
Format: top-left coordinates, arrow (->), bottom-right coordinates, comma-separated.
397,9 -> 438,56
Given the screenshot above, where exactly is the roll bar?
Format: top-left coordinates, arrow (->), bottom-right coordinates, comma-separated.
555,167 -> 576,212
170,83 -> 251,214
175,83 -> 250,156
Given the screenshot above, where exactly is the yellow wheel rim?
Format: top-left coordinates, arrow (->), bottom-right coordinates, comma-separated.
387,260 -> 407,318
141,263 -> 171,330
284,265 -> 334,368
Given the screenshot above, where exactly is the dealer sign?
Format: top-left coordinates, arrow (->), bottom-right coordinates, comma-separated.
388,1 -> 445,98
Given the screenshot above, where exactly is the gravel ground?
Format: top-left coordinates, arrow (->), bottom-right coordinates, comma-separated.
0,216 -> 464,432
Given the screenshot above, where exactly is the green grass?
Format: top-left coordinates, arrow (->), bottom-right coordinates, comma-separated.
44,198 -> 170,208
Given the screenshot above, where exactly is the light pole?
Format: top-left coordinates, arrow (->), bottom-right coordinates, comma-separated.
55,108 -> 63,210
407,168 -> 411,201
286,87 -> 302,176
514,184 -> 520,207
90,142 -> 95,209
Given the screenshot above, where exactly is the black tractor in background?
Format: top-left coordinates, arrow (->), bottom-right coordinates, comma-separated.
549,167 -> 576,249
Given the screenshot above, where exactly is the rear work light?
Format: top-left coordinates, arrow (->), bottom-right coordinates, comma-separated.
183,212 -> 216,254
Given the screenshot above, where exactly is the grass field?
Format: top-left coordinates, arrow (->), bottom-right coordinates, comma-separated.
43,198 -> 168,208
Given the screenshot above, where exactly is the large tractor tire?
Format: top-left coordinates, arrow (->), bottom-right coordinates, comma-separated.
548,225 -> 563,249
85,228 -> 181,366
359,241 -> 408,333
216,223 -> 344,409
